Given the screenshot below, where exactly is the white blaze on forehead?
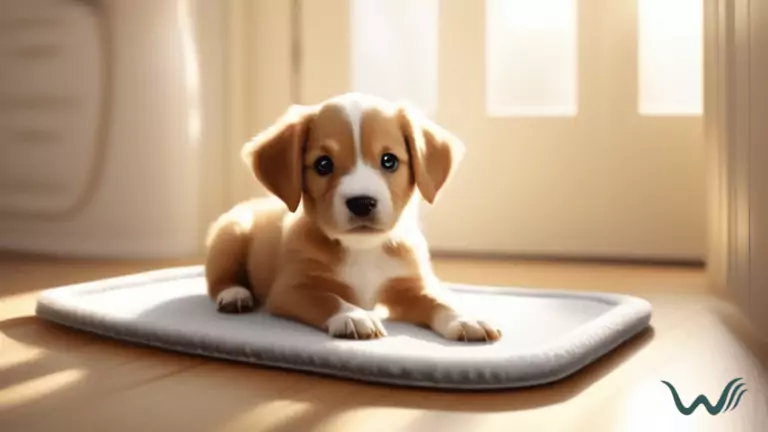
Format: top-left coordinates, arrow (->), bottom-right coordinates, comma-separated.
328,92 -> 396,162
343,96 -> 364,157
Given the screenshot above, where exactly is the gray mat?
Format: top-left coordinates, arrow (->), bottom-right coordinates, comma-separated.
35,266 -> 652,390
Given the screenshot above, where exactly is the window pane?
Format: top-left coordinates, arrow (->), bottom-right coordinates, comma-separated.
350,0 -> 438,116
485,0 -> 578,116
638,0 -> 703,115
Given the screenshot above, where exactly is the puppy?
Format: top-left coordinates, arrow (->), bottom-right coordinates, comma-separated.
204,93 -> 501,342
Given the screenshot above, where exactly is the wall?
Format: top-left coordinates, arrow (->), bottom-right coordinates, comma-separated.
707,0 -> 768,334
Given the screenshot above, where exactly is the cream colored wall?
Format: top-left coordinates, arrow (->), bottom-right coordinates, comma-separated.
192,0 -> 227,255
706,0 -> 768,333
750,0 -> 768,333
223,0 -> 294,211
704,0 -> 726,296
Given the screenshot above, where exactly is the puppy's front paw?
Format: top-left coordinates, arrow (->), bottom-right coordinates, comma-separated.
438,316 -> 502,342
216,287 -> 255,313
325,308 -> 387,340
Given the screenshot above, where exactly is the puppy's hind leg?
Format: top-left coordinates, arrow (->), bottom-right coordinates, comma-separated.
204,211 -> 257,314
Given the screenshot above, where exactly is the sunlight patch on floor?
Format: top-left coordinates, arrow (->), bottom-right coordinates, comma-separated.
0,368 -> 85,409
0,345 -> 44,372
220,399 -> 314,432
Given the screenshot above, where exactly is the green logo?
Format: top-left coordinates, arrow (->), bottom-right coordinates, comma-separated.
662,377 -> 748,416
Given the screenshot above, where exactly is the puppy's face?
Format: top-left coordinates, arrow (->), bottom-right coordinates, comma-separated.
242,93 -> 465,242
301,99 -> 415,238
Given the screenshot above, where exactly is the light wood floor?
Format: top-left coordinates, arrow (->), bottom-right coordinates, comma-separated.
1,254 -> 767,431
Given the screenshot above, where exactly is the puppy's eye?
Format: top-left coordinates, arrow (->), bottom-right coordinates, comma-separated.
381,153 -> 399,172
313,155 -> 334,176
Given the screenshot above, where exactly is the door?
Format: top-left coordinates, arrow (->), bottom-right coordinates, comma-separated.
295,0 -> 706,261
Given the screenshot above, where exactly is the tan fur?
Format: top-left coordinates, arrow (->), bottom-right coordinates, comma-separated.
361,109 -> 416,216
378,277 -> 452,327
205,197 -> 285,304
301,104 -> 358,235
241,105 -> 316,212
397,104 -> 466,204
205,93 -> 500,341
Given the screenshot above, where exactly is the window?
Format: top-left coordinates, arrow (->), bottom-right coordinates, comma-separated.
485,0 -> 578,116
638,0 -> 703,115
350,0 -> 439,116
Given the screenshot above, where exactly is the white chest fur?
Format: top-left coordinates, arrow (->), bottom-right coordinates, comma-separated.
337,246 -> 409,310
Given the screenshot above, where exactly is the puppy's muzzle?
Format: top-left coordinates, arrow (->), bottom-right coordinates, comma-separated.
346,196 -> 377,218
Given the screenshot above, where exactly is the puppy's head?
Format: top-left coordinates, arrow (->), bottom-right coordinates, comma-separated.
241,93 -> 465,243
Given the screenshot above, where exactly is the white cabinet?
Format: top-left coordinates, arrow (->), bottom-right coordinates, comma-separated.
0,0 -> 226,258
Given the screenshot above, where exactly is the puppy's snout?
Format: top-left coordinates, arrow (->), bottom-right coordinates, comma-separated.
346,196 -> 377,218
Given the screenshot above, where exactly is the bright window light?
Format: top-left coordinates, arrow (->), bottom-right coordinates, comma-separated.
485,0 -> 578,117
350,0 -> 438,116
638,0 -> 703,115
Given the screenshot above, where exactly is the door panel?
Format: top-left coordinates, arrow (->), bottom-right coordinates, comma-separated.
298,0 -> 705,261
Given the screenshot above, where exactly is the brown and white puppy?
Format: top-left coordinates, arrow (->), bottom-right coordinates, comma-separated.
204,93 -> 501,342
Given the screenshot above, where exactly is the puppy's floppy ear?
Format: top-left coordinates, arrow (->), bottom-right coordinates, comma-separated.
241,104 -> 317,212
397,104 -> 466,204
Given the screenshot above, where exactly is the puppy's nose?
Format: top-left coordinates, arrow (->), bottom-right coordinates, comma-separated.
346,196 -> 377,218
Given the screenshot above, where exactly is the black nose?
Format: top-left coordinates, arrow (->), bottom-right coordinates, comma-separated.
346,196 -> 377,218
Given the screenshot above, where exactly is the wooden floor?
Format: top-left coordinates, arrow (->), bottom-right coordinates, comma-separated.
1,254 -> 767,431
